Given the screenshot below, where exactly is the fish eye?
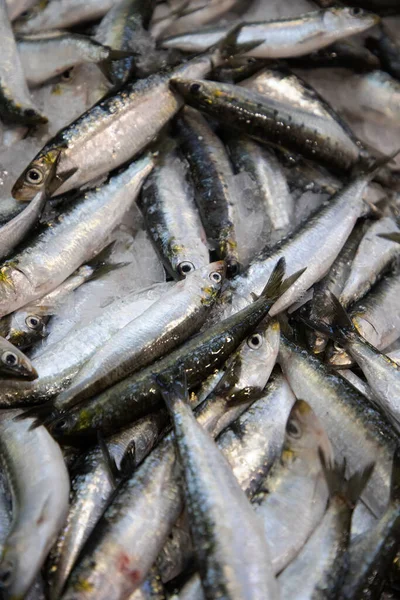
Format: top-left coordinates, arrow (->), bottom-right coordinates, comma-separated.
349,7 -> 363,16
61,68 -> 74,82
26,168 -> 44,185
0,558 -> 15,587
247,333 -> 263,349
209,271 -> 222,283
2,351 -> 18,367
25,315 -> 42,330
178,261 -> 195,276
226,260 -> 239,278
52,417 -> 68,434
286,419 -> 302,439
190,83 -> 201,94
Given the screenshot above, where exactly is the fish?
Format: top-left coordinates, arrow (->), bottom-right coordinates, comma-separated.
156,371 -> 279,600
0,0 -> 47,125
339,216 -> 400,307
175,106 -> 240,275
367,24 -> 400,81
278,455 -> 374,599
162,8 -> 379,57
138,140 -> 209,278
0,155 -> 153,318
49,261 -> 225,415
12,49 -> 223,201
17,31 -> 135,87
253,399 -> 334,574
14,0 -> 118,33
308,292 -> 400,435
0,335 -> 38,380
278,334 -> 396,516
289,38 -> 381,71
5,0 -> 37,21
226,135 -> 294,245
47,411 -> 168,600
43,258 -> 301,440
340,448 -> 400,599
0,410 -> 69,599
60,322 -> 286,599
305,220 -> 366,353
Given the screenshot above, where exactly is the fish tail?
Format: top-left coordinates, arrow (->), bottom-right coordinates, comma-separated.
218,22 -> 265,59
85,243 -> 129,282
352,147 -> 400,180
378,232 -> 400,244
154,368 -> 189,412
302,291 -> 356,344
319,448 -> 374,508
13,401 -> 57,430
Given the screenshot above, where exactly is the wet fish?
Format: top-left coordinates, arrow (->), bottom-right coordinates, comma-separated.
278,334 -> 396,516
44,258 -> 298,440
226,135 -> 294,245
0,0 -> 46,125
157,0 -> 241,39
0,335 -> 37,380
162,8 -> 379,57
12,51 -> 221,201
50,261 -> 224,414
138,141 -> 209,278
289,38 -> 380,71
278,456 -> 373,599
0,410 -> 69,599
253,399 -> 334,574
340,216 -> 400,307
367,24 -> 400,81
176,106 -> 240,275
0,155 -> 153,318
156,372 -> 279,600
47,411 -> 168,600
17,31 -> 133,87
5,0 -> 37,21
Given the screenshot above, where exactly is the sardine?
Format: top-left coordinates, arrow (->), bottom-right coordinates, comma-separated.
138,141 -> 209,278
0,410 -> 69,599
253,399 -> 333,574
0,0 -> 46,125
156,372 -> 279,600
157,0 -> 241,38
51,261 -> 224,414
0,335 -> 37,380
12,52 -> 221,201
340,216 -> 400,307
162,8 -> 378,57
278,457 -> 373,599
176,106 -> 240,275
278,334 -> 396,516
0,155 -> 153,317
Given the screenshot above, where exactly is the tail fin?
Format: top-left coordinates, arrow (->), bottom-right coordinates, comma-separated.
319,448 -> 374,508
301,291 -> 356,344
219,23 -> 265,59
254,258 -> 306,304
378,232 -> 400,244
154,368 -> 189,412
13,401 -> 58,430
352,147 -> 400,181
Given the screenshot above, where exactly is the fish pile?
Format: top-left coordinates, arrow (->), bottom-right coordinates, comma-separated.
0,0 -> 400,598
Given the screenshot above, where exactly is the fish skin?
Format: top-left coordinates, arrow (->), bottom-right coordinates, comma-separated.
47,259 -> 288,441
368,24 -> 400,81
252,399 -> 333,575
176,106 -> 240,275
5,0 -> 37,21
17,32 -> 123,87
138,141 -> 209,278
226,135 -> 294,245
60,325 -> 285,600
0,335 -> 37,380
0,155 -> 154,318
47,412 -> 168,600
51,261 -> 225,414
162,8 -> 379,57
0,410 -> 69,599
0,0 -> 47,125
278,335 -> 396,516
340,216 -> 400,307
157,373 -> 279,600
156,0 -> 241,39
12,52 -> 220,201
169,76 -> 361,173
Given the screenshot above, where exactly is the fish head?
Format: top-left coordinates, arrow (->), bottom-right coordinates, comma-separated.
197,261 -> 225,305
324,7 -> 380,35
12,148 -> 64,202
0,338 -> 38,381
284,399 -> 334,466
7,310 -> 48,350
325,341 -> 353,368
170,77 -> 214,108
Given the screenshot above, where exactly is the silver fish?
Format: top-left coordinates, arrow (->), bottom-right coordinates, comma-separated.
253,399 -> 334,574
0,335 -> 37,380
157,372 -> 279,600
157,0 -> 241,38
0,155 -> 153,318
0,0 -> 46,125
162,8 -> 379,57
0,410 -> 69,599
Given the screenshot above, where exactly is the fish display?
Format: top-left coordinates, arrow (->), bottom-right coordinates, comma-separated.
0,1 -> 398,599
